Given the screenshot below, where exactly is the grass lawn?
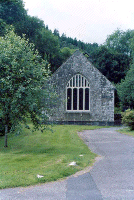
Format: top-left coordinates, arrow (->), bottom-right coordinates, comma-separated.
0,124 -> 104,189
118,127 -> 134,136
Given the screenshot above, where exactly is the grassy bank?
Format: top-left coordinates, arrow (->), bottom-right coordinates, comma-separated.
118,127 -> 134,136
0,125 -> 103,189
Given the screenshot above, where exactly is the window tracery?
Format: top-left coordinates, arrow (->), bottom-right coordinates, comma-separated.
66,74 -> 90,111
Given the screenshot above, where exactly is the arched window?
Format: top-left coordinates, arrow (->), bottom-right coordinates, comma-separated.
66,74 -> 90,111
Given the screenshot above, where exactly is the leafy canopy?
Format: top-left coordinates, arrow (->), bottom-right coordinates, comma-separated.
0,30 -> 51,134
0,0 -> 27,25
105,29 -> 134,56
117,64 -> 134,109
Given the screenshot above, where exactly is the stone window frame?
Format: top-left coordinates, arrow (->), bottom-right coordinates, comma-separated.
66,74 -> 90,112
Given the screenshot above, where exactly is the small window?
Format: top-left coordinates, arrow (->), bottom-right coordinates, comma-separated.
66,74 -> 90,111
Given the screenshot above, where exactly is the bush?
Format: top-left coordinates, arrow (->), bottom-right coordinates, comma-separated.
122,109 -> 134,130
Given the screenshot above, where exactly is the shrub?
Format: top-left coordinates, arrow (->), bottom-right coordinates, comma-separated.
122,109 -> 134,130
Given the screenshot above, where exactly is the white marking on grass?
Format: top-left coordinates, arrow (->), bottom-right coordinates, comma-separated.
69,161 -> 77,166
37,174 -> 44,178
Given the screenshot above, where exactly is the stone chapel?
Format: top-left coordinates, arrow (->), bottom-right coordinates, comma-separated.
48,50 -> 115,125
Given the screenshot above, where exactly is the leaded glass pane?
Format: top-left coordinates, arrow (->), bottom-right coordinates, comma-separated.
79,75 -> 81,87
73,76 -> 75,87
73,88 -> 77,110
76,75 -> 78,87
79,88 -> 83,110
85,88 -> 89,110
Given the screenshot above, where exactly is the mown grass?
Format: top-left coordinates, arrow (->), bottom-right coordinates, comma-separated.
118,127 -> 134,136
0,124 -> 104,189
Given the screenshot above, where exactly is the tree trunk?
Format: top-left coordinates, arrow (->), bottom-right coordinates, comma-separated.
4,124 -> 8,148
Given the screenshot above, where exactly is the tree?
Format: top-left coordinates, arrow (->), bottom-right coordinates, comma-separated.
14,15 -> 45,43
53,29 -> 60,37
91,45 -> 131,83
0,0 -> 27,25
117,64 -> 134,109
61,47 -> 75,61
0,30 -> 52,147
105,29 -> 134,57
34,28 -> 61,72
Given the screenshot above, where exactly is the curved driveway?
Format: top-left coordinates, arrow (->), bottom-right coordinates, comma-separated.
1,127 -> 134,200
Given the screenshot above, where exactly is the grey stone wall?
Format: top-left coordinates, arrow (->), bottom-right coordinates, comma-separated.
48,50 -> 115,123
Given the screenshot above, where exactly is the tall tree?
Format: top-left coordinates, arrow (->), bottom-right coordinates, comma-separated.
53,29 -> 60,37
91,45 -> 130,83
14,15 -> 45,42
117,64 -> 134,109
0,0 -> 27,24
105,29 -> 134,57
0,30 -> 52,147
35,28 -> 62,72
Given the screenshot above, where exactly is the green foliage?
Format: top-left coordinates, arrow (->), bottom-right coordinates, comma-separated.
14,15 -> 45,42
34,28 -> 62,72
105,29 -> 134,56
0,30 -> 52,139
117,64 -> 134,109
121,109 -> 134,130
90,29 -> 134,84
53,29 -> 60,37
91,45 -> 131,83
35,28 -> 60,58
114,107 -> 122,114
0,0 -> 27,24
0,0 -> 62,73
129,32 -> 134,57
0,19 -> 9,36
61,47 -> 75,61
